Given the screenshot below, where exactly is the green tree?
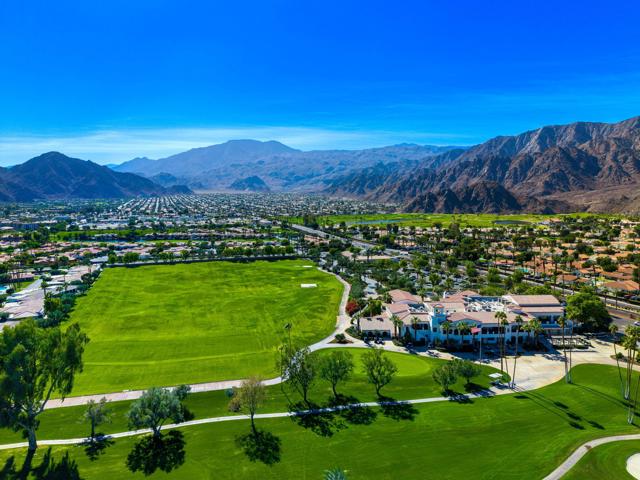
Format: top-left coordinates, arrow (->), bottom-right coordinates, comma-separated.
83,397 -> 112,442
127,385 -> 191,438
229,376 -> 265,435
362,348 -> 398,397
318,350 -> 354,400
0,320 -> 89,453
279,346 -> 316,405
452,359 -> 481,386
432,362 -> 458,393
566,290 -> 611,331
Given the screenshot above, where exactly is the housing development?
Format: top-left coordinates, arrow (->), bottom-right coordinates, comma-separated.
0,194 -> 638,479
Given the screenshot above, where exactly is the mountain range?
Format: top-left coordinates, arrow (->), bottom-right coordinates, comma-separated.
3,116 -> 640,211
0,152 -> 191,201
112,140 -> 460,191
327,116 -> 640,214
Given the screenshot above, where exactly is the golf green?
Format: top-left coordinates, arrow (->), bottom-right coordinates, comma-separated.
67,260 -> 343,395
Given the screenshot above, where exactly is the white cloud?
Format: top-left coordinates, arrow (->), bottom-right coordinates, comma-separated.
0,126 -> 471,166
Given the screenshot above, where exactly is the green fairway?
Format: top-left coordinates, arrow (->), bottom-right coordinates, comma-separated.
1,364 -> 639,479
284,212 -> 622,229
67,260 -> 343,395
562,440 -> 640,479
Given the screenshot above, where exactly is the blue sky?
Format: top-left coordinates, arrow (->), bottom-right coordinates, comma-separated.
1,0 -> 639,164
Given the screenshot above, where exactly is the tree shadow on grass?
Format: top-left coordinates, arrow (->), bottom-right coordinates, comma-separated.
126,430 -> 186,476
31,449 -> 82,480
463,382 -> 485,394
1,448 -> 83,480
291,410 -> 344,437
236,429 -> 281,465
83,435 -> 114,461
326,394 -> 378,426
340,405 -> 377,426
289,401 -> 346,437
378,397 -> 419,421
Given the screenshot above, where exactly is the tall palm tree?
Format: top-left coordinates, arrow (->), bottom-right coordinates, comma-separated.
610,324 -> 625,397
623,327 -> 640,401
411,316 -> 420,342
624,327 -> 640,422
511,315 -> 523,388
558,316 -> 569,383
390,314 -> 402,339
530,318 -> 543,349
494,311 -> 507,374
458,321 -> 471,349
500,316 -> 510,377
441,320 -> 452,348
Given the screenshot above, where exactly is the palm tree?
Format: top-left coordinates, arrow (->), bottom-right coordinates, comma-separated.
411,316 -> 420,342
500,315 -> 510,377
494,311 -> 507,374
390,314 -> 402,339
624,327 -> 640,422
610,324 -> 625,397
511,315 -> 523,388
623,327 -> 640,401
529,318 -> 543,349
441,320 -> 452,348
558,316 -> 569,383
458,321 -> 471,349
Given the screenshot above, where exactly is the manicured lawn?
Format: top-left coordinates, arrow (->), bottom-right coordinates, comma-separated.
562,440 -> 640,479
66,260 -> 343,395
1,364 -> 639,479
0,349 -> 500,445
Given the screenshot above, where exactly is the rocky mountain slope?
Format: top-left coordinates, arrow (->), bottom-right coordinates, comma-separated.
327,116 -> 640,213
0,152 -> 190,201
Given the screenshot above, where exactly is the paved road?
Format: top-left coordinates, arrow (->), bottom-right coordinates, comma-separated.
542,434 -> 640,480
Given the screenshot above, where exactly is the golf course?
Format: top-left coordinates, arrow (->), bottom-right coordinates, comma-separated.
67,260 -> 343,395
0,363 -> 638,479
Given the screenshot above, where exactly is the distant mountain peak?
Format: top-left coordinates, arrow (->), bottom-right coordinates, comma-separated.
0,152 -> 191,201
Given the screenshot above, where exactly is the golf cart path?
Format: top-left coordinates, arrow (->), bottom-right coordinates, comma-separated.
542,433 -> 640,480
1,388 -> 504,451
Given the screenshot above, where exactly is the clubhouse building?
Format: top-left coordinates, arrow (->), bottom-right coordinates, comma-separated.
358,289 -> 567,346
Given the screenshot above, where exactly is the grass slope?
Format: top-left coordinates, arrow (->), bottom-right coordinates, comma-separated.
67,260 -> 343,395
1,364 -> 639,479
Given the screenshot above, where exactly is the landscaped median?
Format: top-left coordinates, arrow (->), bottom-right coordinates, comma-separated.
0,361 -> 638,479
